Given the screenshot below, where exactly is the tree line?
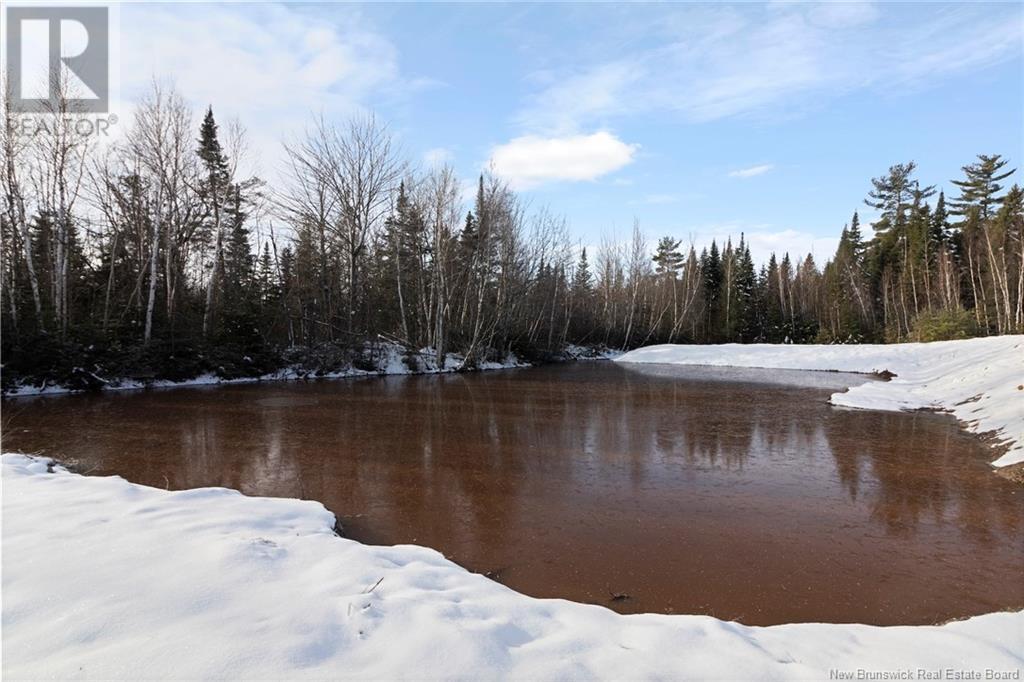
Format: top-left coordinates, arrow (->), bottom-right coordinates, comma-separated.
1,82 -> 1021,385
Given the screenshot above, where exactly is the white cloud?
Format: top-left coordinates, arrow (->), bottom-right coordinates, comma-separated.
805,2 -> 880,29
515,62 -> 640,135
516,3 -> 1022,131
688,224 -> 839,266
631,193 -> 680,205
728,164 -> 774,178
489,131 -> 638,189
423,147 -> 454,166
116,3 -> 406,178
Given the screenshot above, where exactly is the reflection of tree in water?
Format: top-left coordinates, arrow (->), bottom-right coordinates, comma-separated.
7,364 -> 1021,602
823,408 -> 1022,543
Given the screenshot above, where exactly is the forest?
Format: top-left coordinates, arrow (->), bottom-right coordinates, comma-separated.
2,82 -> 1021,389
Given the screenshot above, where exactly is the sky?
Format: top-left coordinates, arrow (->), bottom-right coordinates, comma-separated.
89,2 -> 1024,262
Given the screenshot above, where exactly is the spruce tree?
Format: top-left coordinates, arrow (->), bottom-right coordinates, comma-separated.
224,186 -> 253,289
197,106 -> 232,339
573,247 -> 592,293
930,191 -> 950,245
458,211 -> 478,263
735,238 -> 757,341
197,107 -> 229,182
257,243 -> 278,305
701,241 -> 722,339
848,211 -> 864,263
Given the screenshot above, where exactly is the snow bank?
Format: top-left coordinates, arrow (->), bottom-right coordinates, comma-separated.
616,335 -> 1024,467
2,454 -> 1021,680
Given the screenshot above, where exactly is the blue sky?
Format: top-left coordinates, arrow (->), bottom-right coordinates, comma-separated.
116,1 -> 1023,263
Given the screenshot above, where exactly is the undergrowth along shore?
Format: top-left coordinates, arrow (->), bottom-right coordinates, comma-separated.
1,340 -> 618,396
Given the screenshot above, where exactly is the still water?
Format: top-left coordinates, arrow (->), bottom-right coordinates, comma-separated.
4,362 -> 1022,625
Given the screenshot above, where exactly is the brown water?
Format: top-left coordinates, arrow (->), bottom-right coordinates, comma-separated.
4,363 -> 1022,626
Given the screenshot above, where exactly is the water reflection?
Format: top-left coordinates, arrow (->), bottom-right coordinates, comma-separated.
5,363 -> 1022,625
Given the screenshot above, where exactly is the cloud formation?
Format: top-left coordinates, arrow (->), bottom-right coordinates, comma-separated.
686,225 -> 839,266
729,164 -> 774,178
489,131 -> 638,189
117,3 -> 408,176
423,148 -> 454,166
516,3 -> 1022,132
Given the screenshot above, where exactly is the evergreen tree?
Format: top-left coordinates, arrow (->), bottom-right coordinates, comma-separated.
257,243 -> 278,305
700,241 -> 722,339
930,191 -> 950,246
224,186 -> 253,291
197,106 -> 232,338
735,239 -> 757,340
573,247 -> 592,293
763,253 -> 784,341
950,154 -> 1015,219
652,236 -> 684,276
865,163 -> 917,236
848,210 -> 863,258
458,211 -> 478,264
379,182 -> 428,343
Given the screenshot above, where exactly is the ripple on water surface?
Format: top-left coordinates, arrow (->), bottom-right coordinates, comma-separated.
6,363 -> 1022,625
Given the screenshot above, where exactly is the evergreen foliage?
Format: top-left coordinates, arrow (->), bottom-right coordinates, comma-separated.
1,85 -> 1020,387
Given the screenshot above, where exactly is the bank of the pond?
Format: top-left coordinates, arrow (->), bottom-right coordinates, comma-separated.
10,361 -> 1022,624
2,454 -> 1022,680
4,345 -> 528,397
2,343 -> 624,397
617,335 -> 1024,468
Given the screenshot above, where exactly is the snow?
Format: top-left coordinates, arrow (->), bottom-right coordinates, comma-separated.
616,335 -> 1024,467
1,343 -> 530,398
562,344 -> 624,361
3,453 -> 1022,680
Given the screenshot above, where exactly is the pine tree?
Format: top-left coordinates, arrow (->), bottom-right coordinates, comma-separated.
865,163 -> 932,238
950,154 -> 1016,220
652,236 -> 684,276
950,155 -> 1018,333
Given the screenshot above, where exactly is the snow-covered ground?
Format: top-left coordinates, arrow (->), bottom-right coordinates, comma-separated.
3,454 -> 1022,680
562,344 -> 624,361
4,337 -> 1022,677
617,335 -> 1024,468
2,343 -> 531,398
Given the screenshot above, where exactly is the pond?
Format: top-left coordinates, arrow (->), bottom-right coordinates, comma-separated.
4,362 -> 1022,626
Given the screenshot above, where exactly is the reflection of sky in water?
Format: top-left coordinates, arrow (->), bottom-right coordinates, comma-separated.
5,363 -> 1021,625
617,362 -> 878,390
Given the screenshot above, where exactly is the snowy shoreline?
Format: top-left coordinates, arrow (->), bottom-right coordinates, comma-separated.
4,337 -> 1022,677
1,345 -> 532,398
617,336 -> 1024,468
2,344 -> 623,398
3,453 -> 1022,680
